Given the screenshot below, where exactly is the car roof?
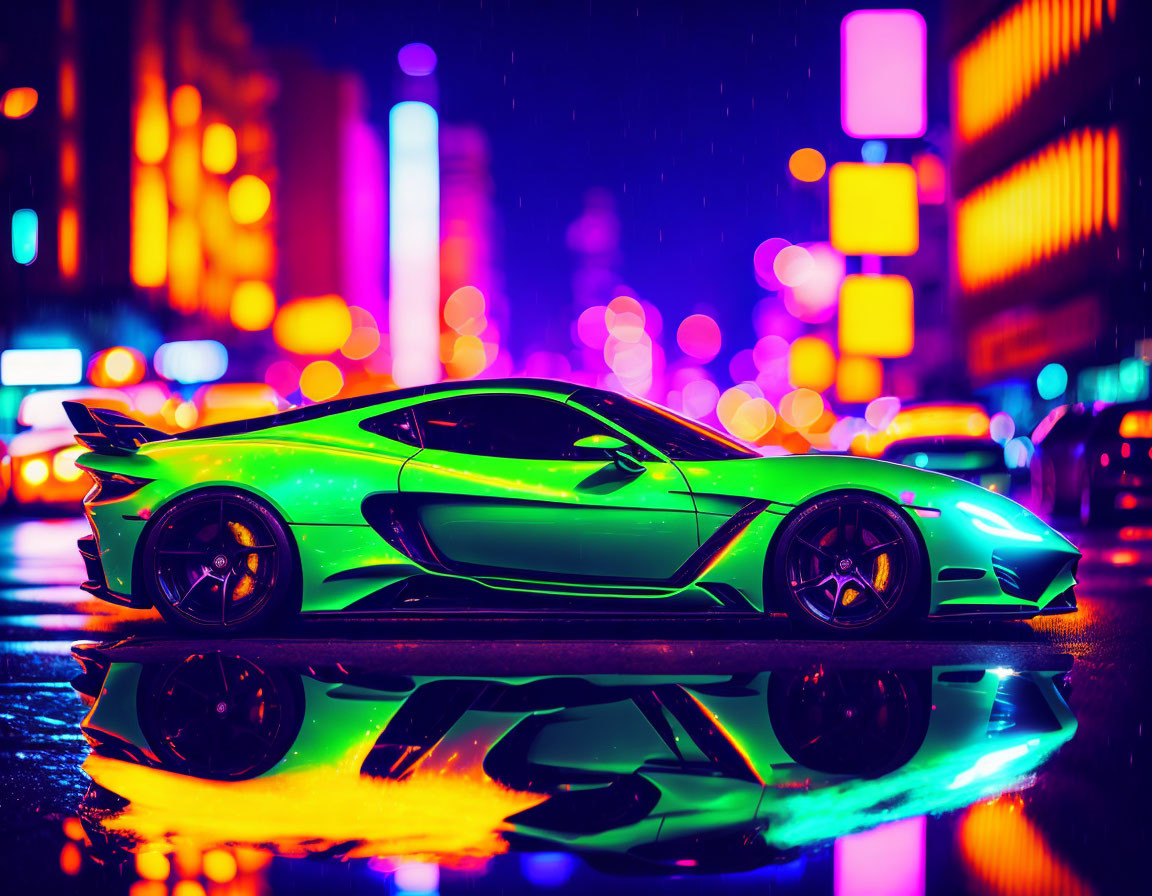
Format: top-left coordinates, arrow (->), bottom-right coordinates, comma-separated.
173,377 -> 586,441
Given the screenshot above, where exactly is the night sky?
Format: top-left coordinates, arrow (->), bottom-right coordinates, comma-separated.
246,0 -> 944,358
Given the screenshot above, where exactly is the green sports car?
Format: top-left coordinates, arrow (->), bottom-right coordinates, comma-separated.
65,378 -> 1080,633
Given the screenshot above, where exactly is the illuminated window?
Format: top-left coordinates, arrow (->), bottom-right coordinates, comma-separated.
788,336 -> 836,392
273,295 -> 352,355
230,281 -> 277,331
841,10 -> 927,138
130,166 -> 167,286
956,0 -> 1118,144
203,123 -> 238,174
829,163 -> 919,256
912,153 -> 946,205
58,206 -> 79,279
839,275 -> 914,358
836,356 -> 883,403
956,126 -> 1120,292
228,175 -> 271,225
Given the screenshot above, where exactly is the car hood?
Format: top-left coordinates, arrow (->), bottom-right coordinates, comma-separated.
675,454 -> 1077,552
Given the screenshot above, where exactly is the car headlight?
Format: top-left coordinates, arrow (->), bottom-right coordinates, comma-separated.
956,500 -> 1042,543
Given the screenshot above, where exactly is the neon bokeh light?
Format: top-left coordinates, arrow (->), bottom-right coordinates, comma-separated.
840,10 -> 926,139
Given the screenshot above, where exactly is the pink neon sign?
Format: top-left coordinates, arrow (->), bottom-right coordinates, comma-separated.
841,10 -> 927,138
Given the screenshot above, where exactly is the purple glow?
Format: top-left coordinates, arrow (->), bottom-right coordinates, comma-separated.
773,244 -> 815,288
397,42 -> 438,77
342,120 -> 386,320
834,816 -> 926,896
729,348 -> 757,384
576,305 -> 609,348
866,395 -> 901,430
841,10 -> 926,138
677,314 -> 721,362
753,237 -> 791,289
783,242 -> 845,323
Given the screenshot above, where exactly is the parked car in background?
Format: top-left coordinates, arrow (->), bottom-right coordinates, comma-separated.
8,388 -> 132,506
1031,400 -> 1152,526
880,435 -> 1019,496
191,382 -> 285,428
0,439 -> 9,505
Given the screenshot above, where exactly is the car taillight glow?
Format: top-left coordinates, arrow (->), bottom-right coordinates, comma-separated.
1119,410 -> 1152,438
86,470 -> 153,504
21,457 -> 49,485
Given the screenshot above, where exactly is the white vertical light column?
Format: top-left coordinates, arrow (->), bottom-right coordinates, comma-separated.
389,101 -> 441,386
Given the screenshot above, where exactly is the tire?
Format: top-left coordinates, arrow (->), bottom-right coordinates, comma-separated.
767,667 -> 930,777
138,654 -> 303,779
771,492 -> 924,636
140,488 -> 297,633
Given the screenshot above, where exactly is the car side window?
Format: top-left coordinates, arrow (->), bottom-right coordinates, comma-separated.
361,407 -> 421,446
411,394 -> 635,460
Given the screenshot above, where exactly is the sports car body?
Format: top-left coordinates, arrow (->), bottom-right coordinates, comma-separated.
70,643 -> 1077,873
66,378 -> 1080,632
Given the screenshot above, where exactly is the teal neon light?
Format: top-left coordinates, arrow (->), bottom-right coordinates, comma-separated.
11,209 -> 37,265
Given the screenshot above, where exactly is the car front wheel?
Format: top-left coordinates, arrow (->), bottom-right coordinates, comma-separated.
772,493 -> 924,635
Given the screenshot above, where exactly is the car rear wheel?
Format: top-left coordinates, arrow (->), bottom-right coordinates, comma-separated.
772,493 -> 923,635
139,653 -> 302,779
141,489 -> 297,632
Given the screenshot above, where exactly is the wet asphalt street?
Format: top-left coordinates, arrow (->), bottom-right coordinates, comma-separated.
0,514 -> 1148,895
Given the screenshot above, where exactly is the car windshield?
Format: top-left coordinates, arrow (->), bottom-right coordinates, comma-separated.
572,389 -> 757,461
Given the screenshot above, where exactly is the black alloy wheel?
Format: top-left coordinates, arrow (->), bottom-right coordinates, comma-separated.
767,667 -> 929,778
140,653 -> 302,780
773,493 -> 923,634
142,489 -> 296,632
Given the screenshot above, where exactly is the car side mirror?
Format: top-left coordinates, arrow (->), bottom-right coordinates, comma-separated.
573,435 -> 645,475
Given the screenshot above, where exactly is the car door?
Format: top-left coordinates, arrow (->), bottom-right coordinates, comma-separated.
394,392 -> 699,581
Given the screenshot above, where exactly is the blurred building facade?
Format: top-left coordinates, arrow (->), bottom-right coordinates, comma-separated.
1,0 -> 400,414
946,0 -> 1151,420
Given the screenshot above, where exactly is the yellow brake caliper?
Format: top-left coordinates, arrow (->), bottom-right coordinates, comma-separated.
226,521 -> 259,601
844,551 -> 889,607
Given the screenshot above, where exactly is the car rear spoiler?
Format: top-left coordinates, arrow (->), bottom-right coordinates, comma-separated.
63,401 -> 171,455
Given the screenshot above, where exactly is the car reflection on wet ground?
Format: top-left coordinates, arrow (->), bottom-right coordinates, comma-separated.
0,516 -> 1148,895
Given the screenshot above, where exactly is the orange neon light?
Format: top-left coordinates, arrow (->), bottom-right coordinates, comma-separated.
959,799 -> 1094,896
956,126 -> 1119,293
1,86 -> 38,119
852,404 -> 990,457
169,132 -> 202,211
60,139 -> 78,189
58,206 -> 79,280
681,689 -> 765,786
83,753 -> 544,868
59,60 -> 76,120
130,165 -> 168,287
168,213 -> 202,313
1119,410 -> 1152,439
956,0 -> 1117,144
